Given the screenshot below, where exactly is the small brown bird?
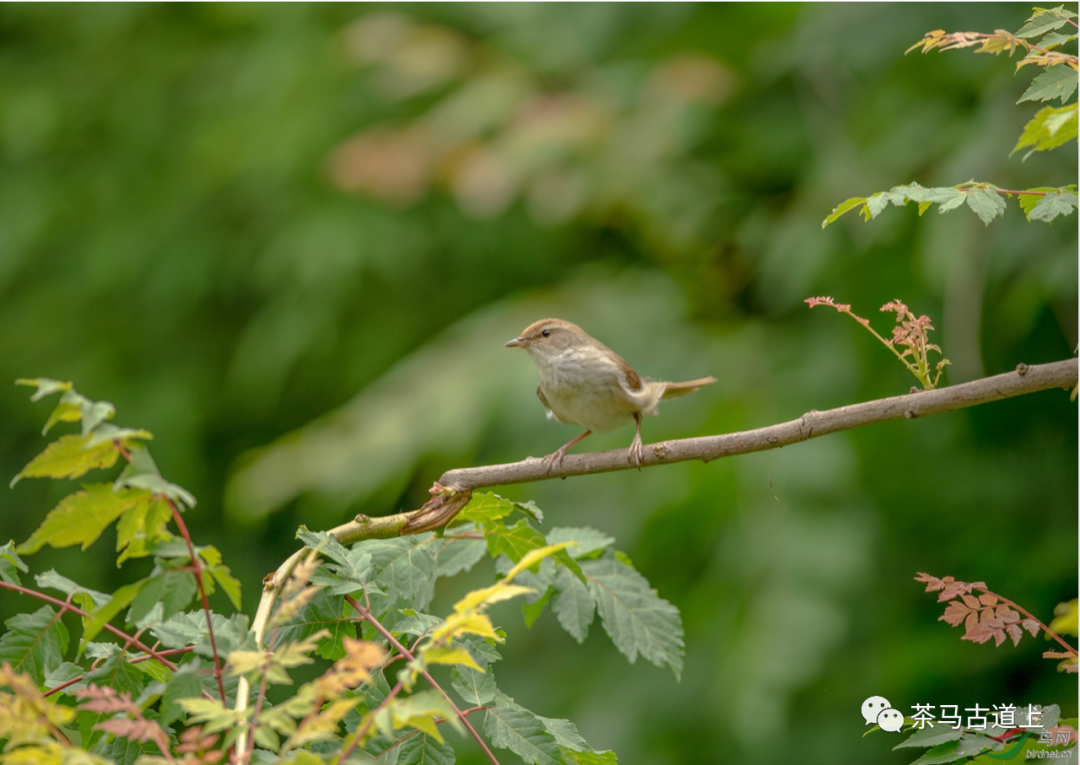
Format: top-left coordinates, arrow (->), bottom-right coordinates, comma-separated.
505,318 -> 716,470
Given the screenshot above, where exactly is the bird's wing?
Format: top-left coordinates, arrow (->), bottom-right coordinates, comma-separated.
536,384 -> 552,410
660,376 -> 718,400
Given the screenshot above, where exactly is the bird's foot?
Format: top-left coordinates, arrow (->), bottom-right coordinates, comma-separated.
628,432 -> 643,470
541,447 -> 568,476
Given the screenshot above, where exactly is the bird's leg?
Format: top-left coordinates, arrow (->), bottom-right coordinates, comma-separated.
542,430 -> 592,475
628,412 -> 643,469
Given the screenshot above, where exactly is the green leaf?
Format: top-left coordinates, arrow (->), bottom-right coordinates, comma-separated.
16,378 -> 73,401
11,434 -> 121,487
894,726 -> 964,749
274,589 -> 357,660
546,527 -> 614,559
1035,30 -> 1077,48
434,527 -> 487,577
116,497 -> 173,564
151,611 -> 254,658
44,662 -> 86,694
364,536 -> 439,613
965,187 -> 1007,226
535,714 -> 589,752
582,553 -> 684,679
821,196 -> 866,228
1018,65 -> 1079,104
551,567 -> 595,643
0,541 -> 29,585
382,690 -> 463,742
455,492 -> 517,525
130,568 -> 199,623
160,661 -> 203,725
909,734 -> 1001,764
564,751 -> 618,765
397,732 -> 456,765
451,663 -> 497,706
1028,189 -> 1079,221
82,582 -> 143,645
488,519 -> 547,563
522,588 -> 552,628
209,565 -> 243,610
35,570 -> 111,625
0,605 -> 70,685
1016,6 -> 1076,39
19,484 -> 151,554
484,692 -> 562,765
1013,104 -> 1078,158
85,650 -> 148,696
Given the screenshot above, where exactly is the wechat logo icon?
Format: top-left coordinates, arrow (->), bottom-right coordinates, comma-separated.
862,696 -> 903,732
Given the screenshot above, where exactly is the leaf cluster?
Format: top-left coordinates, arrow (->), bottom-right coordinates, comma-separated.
1,381 -> 685,765
824,6 -> 1078,230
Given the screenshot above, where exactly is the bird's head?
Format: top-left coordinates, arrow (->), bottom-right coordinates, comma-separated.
504,318 -> 586,357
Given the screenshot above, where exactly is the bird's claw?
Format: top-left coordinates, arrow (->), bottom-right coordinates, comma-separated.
541,448 -> 568,475
628,435 -> 643,470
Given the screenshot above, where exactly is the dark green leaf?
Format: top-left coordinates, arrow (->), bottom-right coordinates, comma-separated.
483,692 -> 561,765
85,650 -> 148,696
274,589 -> 356,660
535,714 -> 589,752
396,732 -> 456,765
551,567 -> 595,643
451,663 -> 496,706
364,536 -> 439,613
0,605 -> 70,685
161,663 -> 205,725
582,553 -> 684,679
434,528 -> 487,577
129,569 -> 198,623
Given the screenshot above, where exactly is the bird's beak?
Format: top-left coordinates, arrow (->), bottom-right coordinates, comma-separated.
504,337 -> 528,348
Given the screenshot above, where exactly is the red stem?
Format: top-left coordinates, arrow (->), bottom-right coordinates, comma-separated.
345,595 -> 501,765
166,498 -> 227,703
0,580 -> 179,670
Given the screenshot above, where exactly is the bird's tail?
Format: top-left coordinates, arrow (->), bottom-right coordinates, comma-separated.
660,376 -> 717,400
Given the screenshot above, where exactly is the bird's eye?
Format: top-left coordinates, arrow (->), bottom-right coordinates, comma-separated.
541,329 -> 550,337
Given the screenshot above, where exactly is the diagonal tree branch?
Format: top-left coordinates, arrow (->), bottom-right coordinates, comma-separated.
234,356 -> 1077,755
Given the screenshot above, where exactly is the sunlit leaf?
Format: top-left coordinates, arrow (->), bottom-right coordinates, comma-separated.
18,484 -> 151,554
11,435 -> 121,487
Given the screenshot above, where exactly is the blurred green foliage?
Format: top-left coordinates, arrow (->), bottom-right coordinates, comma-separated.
0,4 -> 1075,764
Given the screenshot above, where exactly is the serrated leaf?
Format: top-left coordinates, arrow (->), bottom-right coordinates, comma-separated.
0,605 -> 70,685
551,567 -> 595,643
1013,104 -> 1078,157
1028,189 -> 1079,221
488,519 -> 546,564
535,714 -> 590,752
1018,65 -> 1079,104
434,530 -> 487,578
117,473 -> 196,510
274,589 -> 357,660
821,196 -> 866,228
85,651 -> 148,696
451,664 -> 496,706
11,434 -> 120,487
209,565 -> 243,610
546,528 -> 615,559
454,492 -> 517,525
1035,30 -> 1076,48
116,497 -> 174,564
18,484 -> 151,555
364,536 -> 439,613
129,569 -> 198,623
82,582 -> 143,645
35,570 -> 111,618
894,726 -> 964,749
484,693 -> 561,765
1016,6 -> 1076,39
582,553 -> 684,679
396,731 -> 456,765
965,188 -> 1007,225
384,690 -> 463,743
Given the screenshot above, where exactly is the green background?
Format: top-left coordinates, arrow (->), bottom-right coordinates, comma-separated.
1,4 -> 1075,763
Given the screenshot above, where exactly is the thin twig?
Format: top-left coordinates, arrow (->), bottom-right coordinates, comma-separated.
345,596 -> 501,765
167,498 -> 227,703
